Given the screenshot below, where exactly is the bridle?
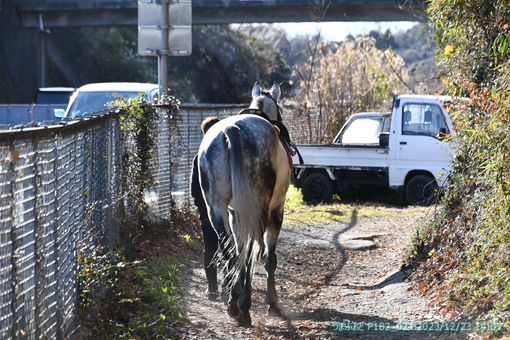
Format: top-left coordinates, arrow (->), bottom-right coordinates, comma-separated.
238,92 -> 282,122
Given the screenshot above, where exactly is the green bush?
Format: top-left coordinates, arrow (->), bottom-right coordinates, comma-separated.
408,0 -> 510,334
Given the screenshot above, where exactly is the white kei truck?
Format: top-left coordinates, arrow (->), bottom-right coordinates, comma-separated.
291,95 -> 457,205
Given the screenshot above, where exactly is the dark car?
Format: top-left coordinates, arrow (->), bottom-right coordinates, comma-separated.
36,87 -> 76,105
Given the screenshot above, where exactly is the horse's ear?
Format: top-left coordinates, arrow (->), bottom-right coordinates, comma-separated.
252,82 -> 261,98
270,82 -> 280,102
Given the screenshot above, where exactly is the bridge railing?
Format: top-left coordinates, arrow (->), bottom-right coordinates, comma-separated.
0,103 -> 245,339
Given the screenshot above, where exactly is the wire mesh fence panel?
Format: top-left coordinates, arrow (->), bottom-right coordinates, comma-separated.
170,104 -> 246,206
85,123 -> 110,248
12,139 -> 37,340
0,141 -> 14,339
281,104 -> 323,144
56,131 -> 83,339
35,137 -> 58,340
153,108 -> 173,220
107,118 -> 122,245
0,103 -> 251,339
0,118 -> 120,339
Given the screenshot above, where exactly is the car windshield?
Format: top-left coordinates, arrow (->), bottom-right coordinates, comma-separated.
68,91 -> 145,118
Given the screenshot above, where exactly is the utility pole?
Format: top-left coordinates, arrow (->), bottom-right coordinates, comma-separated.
159,0 -> 169,97
39,13 -> 50,88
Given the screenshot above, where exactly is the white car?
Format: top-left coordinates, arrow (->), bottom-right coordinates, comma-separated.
54,82 -> 159,119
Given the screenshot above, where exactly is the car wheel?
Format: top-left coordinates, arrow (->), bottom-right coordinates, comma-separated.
302,173 -> 334,204
405,174 -> 437,206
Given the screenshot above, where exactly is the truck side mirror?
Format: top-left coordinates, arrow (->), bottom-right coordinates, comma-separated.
54,108 -> 65,119
438,128 -> 449,140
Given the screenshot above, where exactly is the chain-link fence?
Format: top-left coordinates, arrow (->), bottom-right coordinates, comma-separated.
0,115 -> 120,340
0,103 -> 246,339
169,104 -> 247,206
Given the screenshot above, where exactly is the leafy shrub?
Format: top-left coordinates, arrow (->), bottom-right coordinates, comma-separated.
408,0 -> 510,334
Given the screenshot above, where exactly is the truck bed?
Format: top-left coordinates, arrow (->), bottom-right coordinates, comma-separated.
293,144 -> 389,169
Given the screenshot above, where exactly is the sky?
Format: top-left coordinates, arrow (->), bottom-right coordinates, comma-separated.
276,21 -> 419,41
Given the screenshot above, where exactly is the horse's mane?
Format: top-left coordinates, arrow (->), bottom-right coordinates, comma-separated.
252,96 -> 266,111
251,90 -> 281,121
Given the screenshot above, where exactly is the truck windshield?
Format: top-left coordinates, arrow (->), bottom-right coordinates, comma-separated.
68,91 -> 144,118
336,118 -> 384,145
402,104 -> 449,138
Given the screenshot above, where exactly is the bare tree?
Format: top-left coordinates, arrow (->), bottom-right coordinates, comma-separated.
287,34 -> 409,144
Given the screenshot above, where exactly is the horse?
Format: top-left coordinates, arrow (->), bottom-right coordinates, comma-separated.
197,82 -> 291,326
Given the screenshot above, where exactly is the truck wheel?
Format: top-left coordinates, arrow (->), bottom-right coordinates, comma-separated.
405,174 -> 437,206
302,173 -> 333,204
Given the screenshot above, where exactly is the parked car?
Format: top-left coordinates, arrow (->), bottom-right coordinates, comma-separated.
36,87 -> 76,105
54,82 -> 159,119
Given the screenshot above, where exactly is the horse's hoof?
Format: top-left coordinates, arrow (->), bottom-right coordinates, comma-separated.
227,304 -> 241,320
237,314 -> 252,327
267,304 -> 282,317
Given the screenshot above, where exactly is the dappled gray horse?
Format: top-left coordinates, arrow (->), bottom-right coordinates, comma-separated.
197,82 -> 291,326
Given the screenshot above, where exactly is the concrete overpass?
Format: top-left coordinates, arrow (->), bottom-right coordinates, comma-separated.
0,0 -> 427,103
16,0 -> 427,27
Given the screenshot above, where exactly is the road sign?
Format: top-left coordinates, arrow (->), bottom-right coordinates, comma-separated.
138,0 -> 192,56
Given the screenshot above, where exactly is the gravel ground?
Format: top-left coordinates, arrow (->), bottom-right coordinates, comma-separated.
174,206 -> 487,340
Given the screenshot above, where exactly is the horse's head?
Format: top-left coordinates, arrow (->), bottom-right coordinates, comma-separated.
250,82 -> 282,122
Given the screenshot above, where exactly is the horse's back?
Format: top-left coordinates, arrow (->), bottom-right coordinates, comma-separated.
199,114 -> 282,178
198,114 -> 289,210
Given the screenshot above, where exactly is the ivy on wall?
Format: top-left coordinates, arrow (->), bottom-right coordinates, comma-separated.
114,94 -> 180,224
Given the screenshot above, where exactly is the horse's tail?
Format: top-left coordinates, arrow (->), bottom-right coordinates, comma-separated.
225,125 -> 266,284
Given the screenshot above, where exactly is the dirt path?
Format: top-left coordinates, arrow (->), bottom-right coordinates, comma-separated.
174,207 -> 480,339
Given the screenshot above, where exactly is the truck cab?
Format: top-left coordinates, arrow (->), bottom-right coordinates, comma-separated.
389,95 -> 454,203
292,95 -> 457,205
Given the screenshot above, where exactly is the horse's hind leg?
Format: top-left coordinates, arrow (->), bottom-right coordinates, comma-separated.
216,233 -> 246,322
227,268 -> 243,320
236,250 -> 255,326
208,206 -> 236,307
228,247 -> 254,326
229,265 -> 253,327
264,221 -> 282,316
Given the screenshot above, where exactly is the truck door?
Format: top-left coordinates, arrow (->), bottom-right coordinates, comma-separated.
390,102 -> 452,187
